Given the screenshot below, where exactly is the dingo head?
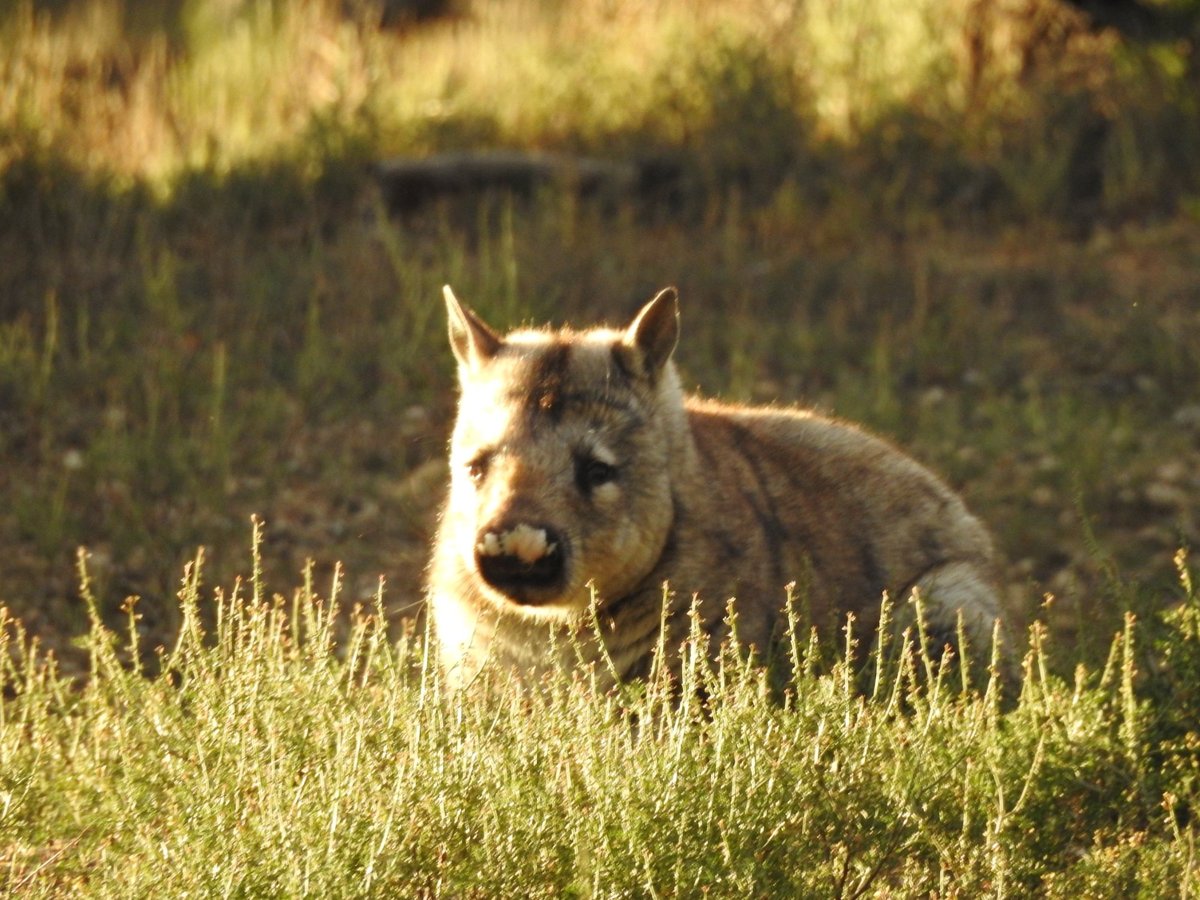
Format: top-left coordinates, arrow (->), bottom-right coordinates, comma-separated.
442,285 -> 683,621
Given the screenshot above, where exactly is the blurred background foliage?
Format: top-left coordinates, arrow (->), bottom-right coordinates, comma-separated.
3,0 -> 1199,219
1,0 -> 1199,669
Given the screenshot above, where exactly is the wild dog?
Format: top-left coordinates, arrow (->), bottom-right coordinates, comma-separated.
427,286 -> 1006,690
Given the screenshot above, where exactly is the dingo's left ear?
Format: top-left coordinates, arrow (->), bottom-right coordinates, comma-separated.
621,287 -> 679,379
444,285 -> 502,370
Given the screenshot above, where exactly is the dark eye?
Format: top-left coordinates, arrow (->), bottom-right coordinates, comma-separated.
466,452 -> 492,484
575,456 -> 618,493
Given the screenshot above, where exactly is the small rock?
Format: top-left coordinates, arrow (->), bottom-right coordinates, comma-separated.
401,405 -> 430,437
955,446 -> 980,465
1036,454 -> 1060,474
1031,486 -> 1056,508
1155,461 -> 1188,484
1136,525 -> 1173,546
1049,569 -> 1078,596
1173,405 -> 1200,430
1145,482 -> 1189,509
919,386 -> 947,407
62,448 -> 84,471
357,499 -> 381,521
391,459 -> 449,506
87,547 -> 112,572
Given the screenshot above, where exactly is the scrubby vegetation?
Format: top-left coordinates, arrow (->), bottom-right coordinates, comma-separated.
2,0 -> 1199,892
1,539 -> 1198,894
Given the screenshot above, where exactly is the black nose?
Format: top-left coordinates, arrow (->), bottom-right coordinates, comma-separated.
474,523 -> 566,602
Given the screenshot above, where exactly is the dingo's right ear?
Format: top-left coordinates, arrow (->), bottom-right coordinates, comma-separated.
444,285 -> 502,370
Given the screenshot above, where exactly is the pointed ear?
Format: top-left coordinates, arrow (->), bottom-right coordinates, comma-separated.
621,287 -> 679,379
444,285 -> 502,370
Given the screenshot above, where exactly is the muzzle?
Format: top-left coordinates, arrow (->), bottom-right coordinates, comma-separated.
474,521 -> 567,603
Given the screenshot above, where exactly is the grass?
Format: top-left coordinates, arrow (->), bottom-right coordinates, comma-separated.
2,538 -> 1198,895
2,0 -> 1200,893
3,173 -> 1197,670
